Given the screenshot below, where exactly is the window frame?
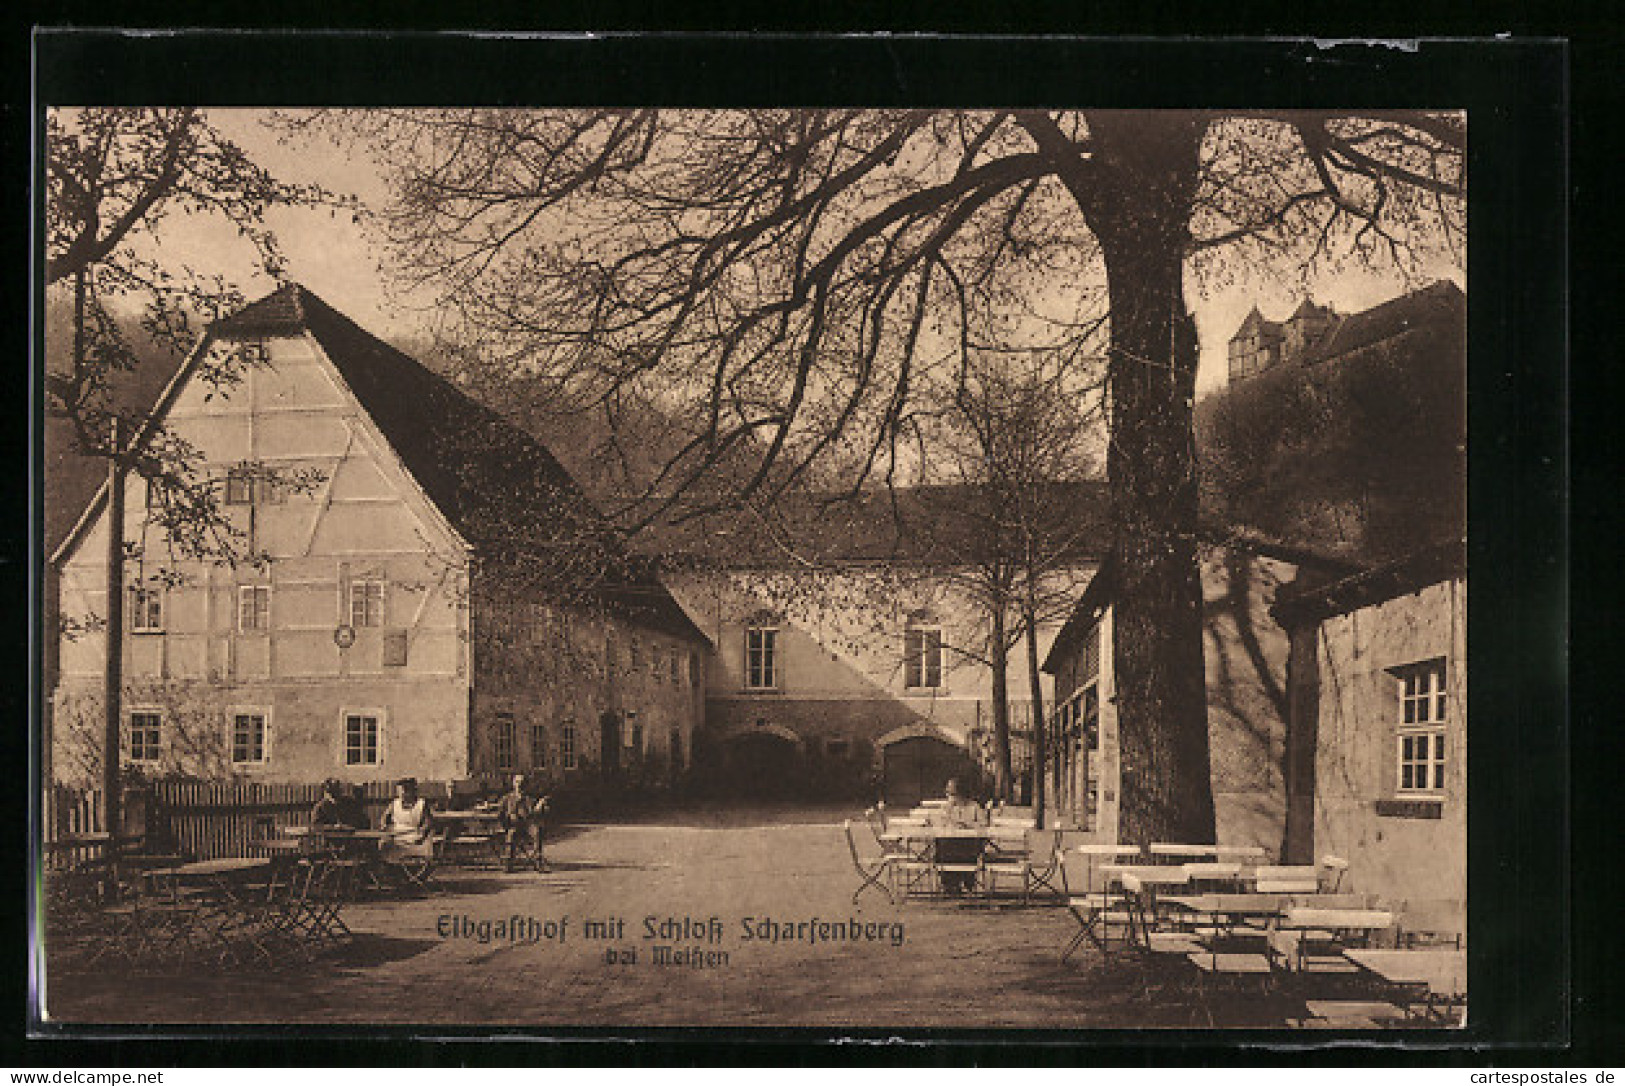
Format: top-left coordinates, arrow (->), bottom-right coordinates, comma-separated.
903,625 -> 944,690
224,468 -> 255,506
229,708 -> 272,767
559,722 -> 578,771
341,710 -> 384,767
1391,659 -> 1449,799
235,339 -> 270,368
493,711 -> 517,773
128,585 -> 165,634
529,721 -> 549,769
127,708 -> 163,765
237,584 -> 271,633
744,626 -> 780,690
349,578 -> 386,629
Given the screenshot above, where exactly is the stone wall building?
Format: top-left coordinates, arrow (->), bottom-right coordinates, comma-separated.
1272,540 -> 1467,936
1041,537 -> 1358,845
656,487 -> 1104,804
50,285 -> 706,794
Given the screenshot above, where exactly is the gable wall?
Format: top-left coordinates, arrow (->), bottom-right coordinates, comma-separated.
52,332 -> 473,785
1309,577 -> 1466,931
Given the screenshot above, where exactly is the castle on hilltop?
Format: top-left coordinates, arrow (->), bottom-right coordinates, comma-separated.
1226,280 -> 1464,387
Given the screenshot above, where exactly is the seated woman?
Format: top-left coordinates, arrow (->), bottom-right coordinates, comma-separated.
378,778 -> 436,878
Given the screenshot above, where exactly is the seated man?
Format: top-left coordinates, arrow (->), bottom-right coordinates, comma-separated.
338,783 -> 371,831
495,774 -> 550,873
311,779 -> 347,827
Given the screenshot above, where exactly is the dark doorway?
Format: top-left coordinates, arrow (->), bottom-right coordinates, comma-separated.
882,735 -> 976,807
599,711 -> 621,779
721,731 -> 801,799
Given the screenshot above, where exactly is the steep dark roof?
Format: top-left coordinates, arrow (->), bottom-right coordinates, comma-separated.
53,284 -> 706,644
1233,306 -> 1281,342
1040,528 -> 1365,674
639,481 -> 1111,568
1270,537 -> 1465,628
220,284 -> 606,552
1301,280 -> 1464,365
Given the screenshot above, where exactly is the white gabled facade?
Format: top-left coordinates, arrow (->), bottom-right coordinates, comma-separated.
52,328 -> 476,785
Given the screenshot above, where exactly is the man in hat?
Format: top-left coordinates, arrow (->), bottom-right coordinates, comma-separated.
496,773 -> 549,873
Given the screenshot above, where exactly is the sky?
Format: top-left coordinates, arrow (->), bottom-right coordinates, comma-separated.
150,109 -> 1464,398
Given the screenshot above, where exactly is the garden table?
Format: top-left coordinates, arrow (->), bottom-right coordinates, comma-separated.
1344,948 -> 1466,1023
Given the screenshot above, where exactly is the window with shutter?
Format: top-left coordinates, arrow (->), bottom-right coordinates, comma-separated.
382,630 -> 409,667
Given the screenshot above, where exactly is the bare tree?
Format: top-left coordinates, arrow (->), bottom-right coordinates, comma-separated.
46,107 -> 348,568
919,349 -> 1107,816
308,107 -> 1463,842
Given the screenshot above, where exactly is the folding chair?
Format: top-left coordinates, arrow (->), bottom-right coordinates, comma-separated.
1060,843 -> 1142,960
843,820 -> 897,905
302,855 -> 358,949
378,835 -> 440,892
980,829 -> 1031,903
930,837 -> 985,899
1022,829 -> 1070,902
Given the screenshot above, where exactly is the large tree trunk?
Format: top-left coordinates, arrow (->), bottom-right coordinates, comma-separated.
987,597 -> 1014,801
1084,112 -> 1216,845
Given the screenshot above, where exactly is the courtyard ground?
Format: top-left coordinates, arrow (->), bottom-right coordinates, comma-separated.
44,809 -> 1292,1030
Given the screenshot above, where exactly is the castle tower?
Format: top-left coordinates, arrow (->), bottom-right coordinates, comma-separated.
1282,298 -> 1336,360
1227,306 -> 1284,384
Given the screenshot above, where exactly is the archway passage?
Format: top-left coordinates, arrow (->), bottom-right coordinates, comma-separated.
882,735 -> 977,807
720,731 -> 803,800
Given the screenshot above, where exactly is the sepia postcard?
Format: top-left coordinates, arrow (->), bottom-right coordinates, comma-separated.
32,34 -> 1544,1039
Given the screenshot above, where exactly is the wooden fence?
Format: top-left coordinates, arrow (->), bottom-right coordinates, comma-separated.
46,780 -> 399,862
147,780 -> 400,861
45,772 -> 594,862
45,784 -> 108,869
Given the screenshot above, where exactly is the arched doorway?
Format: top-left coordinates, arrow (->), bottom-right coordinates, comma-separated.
720,727 -> 803,799
881,733 -> 977,807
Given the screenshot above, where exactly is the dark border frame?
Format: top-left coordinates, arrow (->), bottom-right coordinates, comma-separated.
18,30 -> 1570,1064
